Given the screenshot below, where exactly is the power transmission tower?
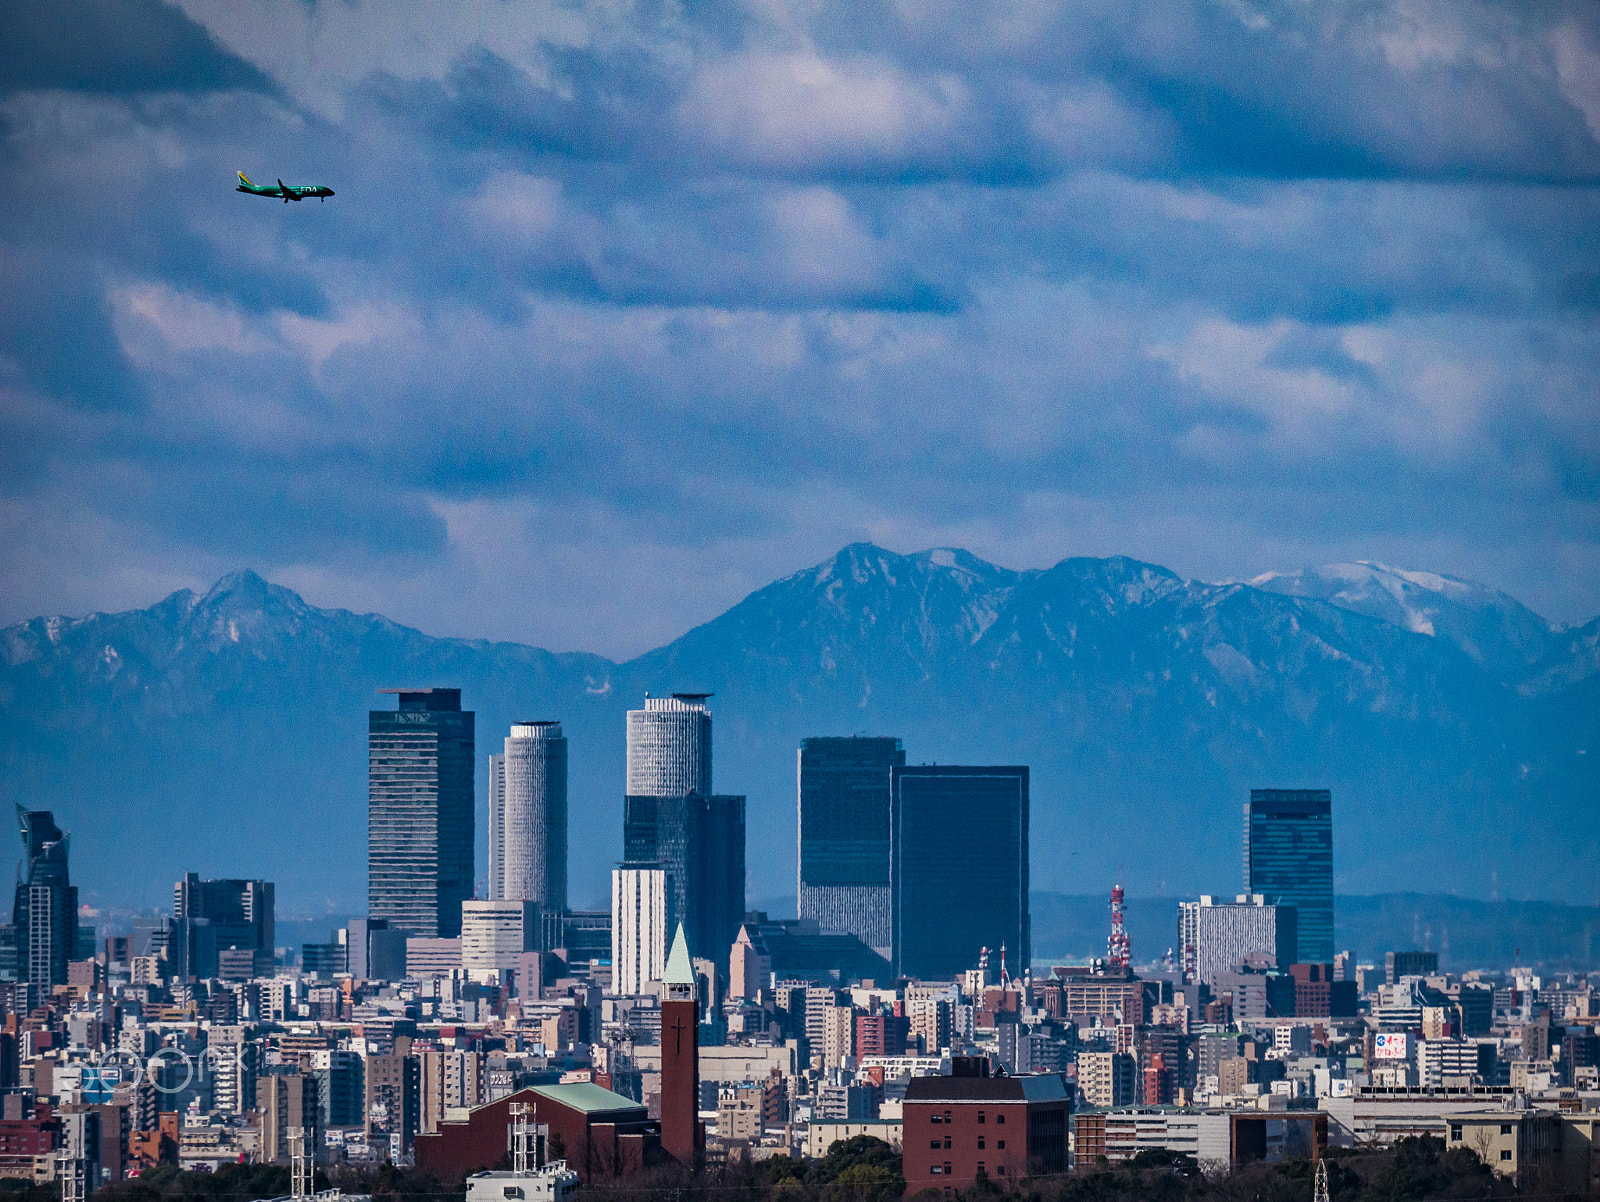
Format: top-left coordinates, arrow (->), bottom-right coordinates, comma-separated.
1314,1158 -> 1330,1202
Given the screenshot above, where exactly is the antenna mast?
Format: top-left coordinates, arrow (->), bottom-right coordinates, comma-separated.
1108,882 -> 1131,969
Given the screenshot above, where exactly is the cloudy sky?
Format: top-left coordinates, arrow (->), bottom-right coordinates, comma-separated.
2,0 -> 1598,658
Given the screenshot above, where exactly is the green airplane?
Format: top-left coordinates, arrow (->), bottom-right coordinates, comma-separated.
236,172 -> 335,202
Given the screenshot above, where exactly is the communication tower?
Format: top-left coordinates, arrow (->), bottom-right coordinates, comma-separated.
1107,882 -> 1131,969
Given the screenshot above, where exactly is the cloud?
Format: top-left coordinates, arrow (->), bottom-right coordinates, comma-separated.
0,0 -> 1597,651
0,0 -> 272,97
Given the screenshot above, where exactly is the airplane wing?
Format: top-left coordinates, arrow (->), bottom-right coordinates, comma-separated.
278,178 -> 298,202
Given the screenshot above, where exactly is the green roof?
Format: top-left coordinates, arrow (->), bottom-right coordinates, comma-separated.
530,1082 -> 645,1115
665,923 -> 694,985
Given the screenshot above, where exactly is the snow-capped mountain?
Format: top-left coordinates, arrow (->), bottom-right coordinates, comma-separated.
1,546 -> 1594,911
1248,561 -> 1556,681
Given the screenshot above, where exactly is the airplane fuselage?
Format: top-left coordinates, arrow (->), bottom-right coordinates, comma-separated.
237,174 -> 335,202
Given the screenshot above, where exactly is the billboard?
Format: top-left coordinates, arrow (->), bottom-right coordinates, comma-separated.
1372,1032 -> 1410,1060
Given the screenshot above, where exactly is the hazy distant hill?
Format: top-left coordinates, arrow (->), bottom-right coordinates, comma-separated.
1,544 -> 1595,914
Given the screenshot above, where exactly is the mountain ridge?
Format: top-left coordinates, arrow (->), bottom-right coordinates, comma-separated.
1,545 -> 1595,914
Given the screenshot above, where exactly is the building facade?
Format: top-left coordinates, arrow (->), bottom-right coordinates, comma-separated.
171,875 -> 274,981
494,722 -> 568,911
369,688 -> 475,939
1178,895 -> 1296,986
902,1063 -> 1069,1193
1244,789 -> 1333,964
796,736 -> 904,956
611,868 -> 671,996
7,809 -> 78,988
890,766 -> 1029,980
625,695 -> 711,797
462,901 -> 539,977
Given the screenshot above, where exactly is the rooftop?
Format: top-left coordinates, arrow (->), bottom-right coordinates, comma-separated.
530,1083 -> 646,1116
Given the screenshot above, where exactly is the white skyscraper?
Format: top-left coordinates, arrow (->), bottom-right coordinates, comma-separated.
490,721 -> 568,911
626,694 -> 712,797
611,866 -> 671,996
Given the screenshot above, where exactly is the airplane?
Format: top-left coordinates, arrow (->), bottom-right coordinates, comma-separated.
237,172 -> 335,202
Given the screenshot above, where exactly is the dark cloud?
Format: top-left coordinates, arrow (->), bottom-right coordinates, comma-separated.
0,0 -> 272,97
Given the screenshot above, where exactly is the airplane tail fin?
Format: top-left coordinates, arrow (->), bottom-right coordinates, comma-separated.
238,172 -> 252,185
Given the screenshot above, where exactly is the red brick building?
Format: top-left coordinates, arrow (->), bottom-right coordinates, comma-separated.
902,1063 -> 1070,1194
414,1085 -> 659,1183
855,1014 -> 910,1058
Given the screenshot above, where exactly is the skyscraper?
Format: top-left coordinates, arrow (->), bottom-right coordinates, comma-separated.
611,866 -> 671,995
1244,788 -> 1333,964
171,874 -> 275,980
797,736 -> 904,956
487,753 -> 505,901
626,694 -> 712,796
622,693 -> 743,964
890,766 -> 1029,981
491,721 -> 568,911
9,808 -> 77,987
623,793 -> 745,966
369,688 -> 474,939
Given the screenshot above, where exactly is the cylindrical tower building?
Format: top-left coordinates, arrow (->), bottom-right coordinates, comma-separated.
625,694 -> 712,797
501,720 -> 568,911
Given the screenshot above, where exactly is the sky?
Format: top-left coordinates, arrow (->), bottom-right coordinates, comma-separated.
2,0 -> 1598,660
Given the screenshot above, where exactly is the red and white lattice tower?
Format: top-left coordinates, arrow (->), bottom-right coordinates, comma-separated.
1107,882 -> 1131,969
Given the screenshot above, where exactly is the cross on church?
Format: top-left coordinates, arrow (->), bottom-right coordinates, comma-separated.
671,1014 -> 688,1053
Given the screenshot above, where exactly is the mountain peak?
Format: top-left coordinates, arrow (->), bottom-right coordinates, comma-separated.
1250,561 -> 1553,676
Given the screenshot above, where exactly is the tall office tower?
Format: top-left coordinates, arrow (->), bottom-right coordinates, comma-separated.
1244,789 -> 1333,964
495,721 -> 568,911
889,766 -> 1029,981
623,793 -> 746,964
10,808 -> 78,987
1177,895 -> 1298,986
369,688 -> 474,939
487,753 -> 505,901
171,874 -> 275,980
623,692 -> 742,963
626,694 -> 712,796
660,924 -> 701,1165
612,867 -> 671,995
797,736 -> 904,955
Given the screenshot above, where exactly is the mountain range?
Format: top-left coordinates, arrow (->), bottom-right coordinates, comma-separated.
1,544 -> 1595,920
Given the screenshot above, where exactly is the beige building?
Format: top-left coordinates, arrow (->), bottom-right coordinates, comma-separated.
1445,1109 -> 1562,1182
1078,1051 -> 1137,1108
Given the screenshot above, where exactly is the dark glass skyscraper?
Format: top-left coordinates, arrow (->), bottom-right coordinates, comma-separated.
1244,789 -> 1333,964
624,792 -> 745,964
171,874 -> 275,980
11,808 -> 78,987
890,766 -> 1029,980
797,736 -> 904,955
369,688 -> 474,939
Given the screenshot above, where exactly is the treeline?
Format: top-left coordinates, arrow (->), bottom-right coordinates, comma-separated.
11,1133 -> 1587,1202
